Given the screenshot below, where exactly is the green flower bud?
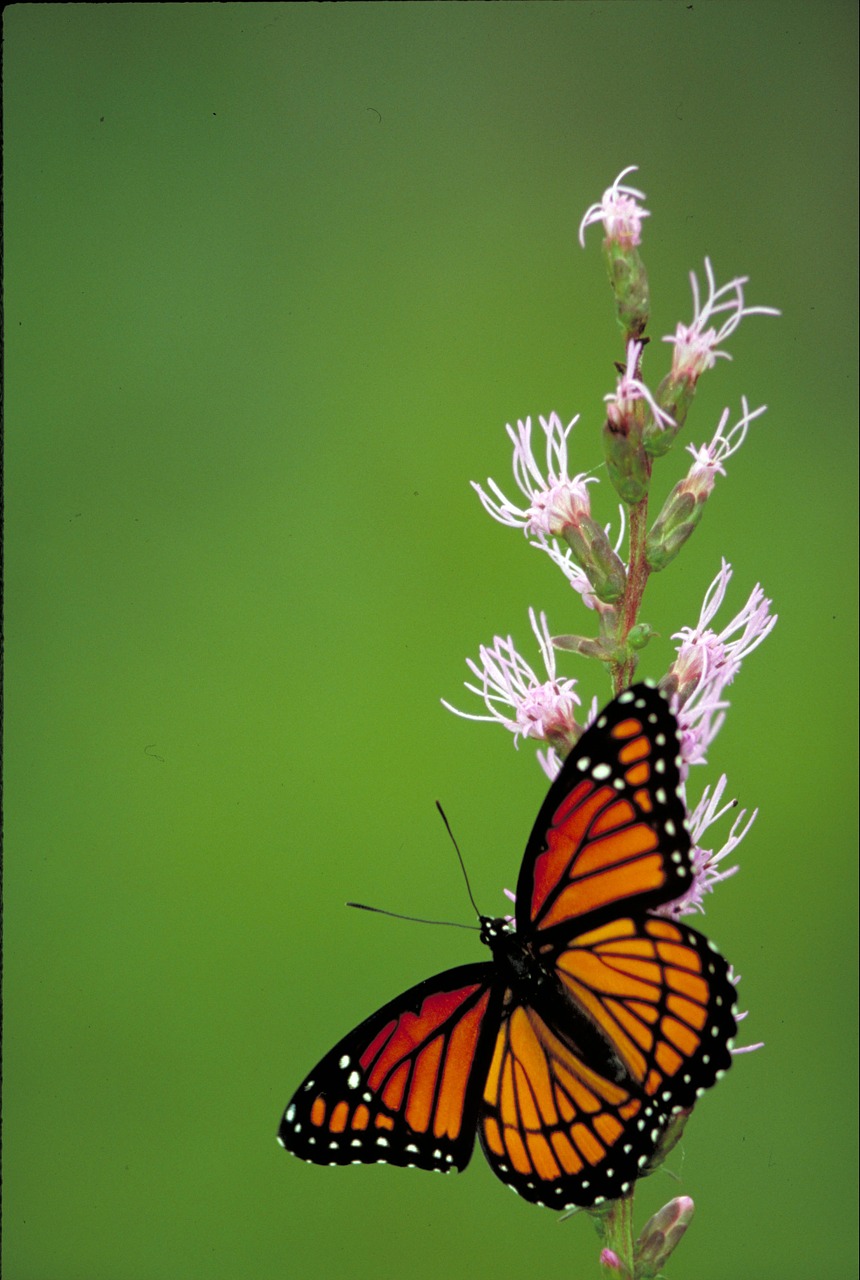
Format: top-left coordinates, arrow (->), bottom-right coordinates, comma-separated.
643,1108 -> 690,1172
603,419 -> 650,505
562,518 -> 627,604
644,371 -> 696,456
627,622 -> 657,651
553,634 -> 621,662
646,484 -> 704,571
603,241 -> 650,339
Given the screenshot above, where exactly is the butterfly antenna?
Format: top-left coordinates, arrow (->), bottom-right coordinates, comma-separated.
435,800 -> 483,920
346,902 -> 478,932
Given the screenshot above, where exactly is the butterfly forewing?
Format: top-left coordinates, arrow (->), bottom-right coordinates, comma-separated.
516,684 -> 691,938
279,964 -> 503,1174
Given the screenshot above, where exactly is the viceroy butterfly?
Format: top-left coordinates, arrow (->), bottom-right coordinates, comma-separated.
278,682 -> 738,1209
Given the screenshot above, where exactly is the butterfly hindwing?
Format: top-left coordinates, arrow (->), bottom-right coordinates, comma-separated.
516,683 -> 692,937
479,996 -> 670,1208
279,964 -> 504,1174
549,914 -> 737,1109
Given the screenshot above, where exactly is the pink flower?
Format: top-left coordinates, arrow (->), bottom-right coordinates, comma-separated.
669,560 -> 777,769
578,165 -> 650,249
605,340 -> 675,434
441,608 -> 584,752
472,413 -> 595,538
659,774 -> 755,918
472,413 -> 627,605
663,258 -> 780,381
682,397 -> 767,500
535,691 -> 599,780
535,746 -> 564,782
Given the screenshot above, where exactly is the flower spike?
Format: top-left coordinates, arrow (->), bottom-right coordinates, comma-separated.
439,168 -> 775,1262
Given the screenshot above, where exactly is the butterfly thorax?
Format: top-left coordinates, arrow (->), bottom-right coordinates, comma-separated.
480,915 -> 554,995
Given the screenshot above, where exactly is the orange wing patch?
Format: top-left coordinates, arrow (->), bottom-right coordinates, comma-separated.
478,1002 -> 664,1209
552,916 -> 737,1101
530,777 -> 669,927
476,912 -> 737,1209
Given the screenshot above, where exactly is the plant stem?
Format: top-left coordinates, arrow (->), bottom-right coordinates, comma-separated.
612,493 -> 651,693
598,1190 -> 636,1276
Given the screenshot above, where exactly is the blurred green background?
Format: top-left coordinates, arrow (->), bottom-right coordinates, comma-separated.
4,4 -> 857,1278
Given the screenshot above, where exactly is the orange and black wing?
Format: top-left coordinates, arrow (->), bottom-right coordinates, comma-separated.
517,683 -> 691,939
479,916 -> 737,1209
279,964 -> 504,1175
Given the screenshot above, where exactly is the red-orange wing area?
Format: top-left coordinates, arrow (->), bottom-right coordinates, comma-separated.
478,918 -> 737,1209
279,964 -> 503,1176
517,684 -> 692,934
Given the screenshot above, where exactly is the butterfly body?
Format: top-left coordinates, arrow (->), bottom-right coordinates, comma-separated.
279,683 -> 738,1209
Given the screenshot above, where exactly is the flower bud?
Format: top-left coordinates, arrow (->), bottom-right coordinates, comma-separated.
552,633 -> 619,662
633,1197 -> 695,1279
644,370 -> 696,455
603,241 -> 650,339
643,1107 -> 690,1171
627,622 -> 657,651
562,517 -> 627,604
602,417 -> 650,505
599,1248 -> 630,1277
645,482 -> 705,571
580,168 -> 651,339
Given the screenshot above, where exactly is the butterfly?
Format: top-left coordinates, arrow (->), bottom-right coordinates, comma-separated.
278,682 -> 738,1210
